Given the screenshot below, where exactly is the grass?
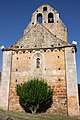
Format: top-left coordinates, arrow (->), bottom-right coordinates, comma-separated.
0,109 -> 80,120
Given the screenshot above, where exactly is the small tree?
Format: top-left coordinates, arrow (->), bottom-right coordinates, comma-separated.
16,78 -> 53,114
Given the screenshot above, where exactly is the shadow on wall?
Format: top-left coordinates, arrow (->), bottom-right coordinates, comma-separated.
78,84 -> 80,105
19,98 -> 53,114
37,99 -> 53,113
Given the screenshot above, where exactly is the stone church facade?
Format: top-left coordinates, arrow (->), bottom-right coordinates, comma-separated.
0,4 -> 79,116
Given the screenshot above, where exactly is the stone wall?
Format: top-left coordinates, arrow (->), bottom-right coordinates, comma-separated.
0,51 -> 12,110
10,23 -> 67,50
9,48 -> 67,114
65,47 -> 79,116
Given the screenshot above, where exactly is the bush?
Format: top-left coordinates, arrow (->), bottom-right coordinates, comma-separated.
16,78 -> 53,114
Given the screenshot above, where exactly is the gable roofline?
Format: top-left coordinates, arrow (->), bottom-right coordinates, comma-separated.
40,23 -> 67,45
9,23 -> 67,49
33,3 -> 58,15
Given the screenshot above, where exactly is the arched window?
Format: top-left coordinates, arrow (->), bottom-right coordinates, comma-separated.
37,13 -> 42,23
48,13 -> 54,23
43,7 -> 47,12
36,58 -> 40,68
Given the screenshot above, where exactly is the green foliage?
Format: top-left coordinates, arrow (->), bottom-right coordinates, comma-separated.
16,78 -> 53,114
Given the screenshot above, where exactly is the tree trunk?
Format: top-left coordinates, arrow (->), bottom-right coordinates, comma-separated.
29,105 -> 39,114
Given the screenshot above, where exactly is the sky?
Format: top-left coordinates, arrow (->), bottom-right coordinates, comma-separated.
0,0 -> 80,83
